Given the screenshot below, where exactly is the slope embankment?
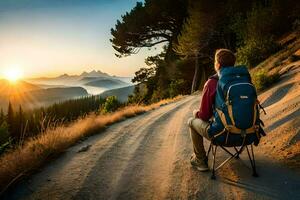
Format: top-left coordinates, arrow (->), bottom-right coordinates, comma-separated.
259,61 -> 300,168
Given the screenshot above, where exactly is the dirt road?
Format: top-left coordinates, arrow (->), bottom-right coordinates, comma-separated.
4,92 -> 300,200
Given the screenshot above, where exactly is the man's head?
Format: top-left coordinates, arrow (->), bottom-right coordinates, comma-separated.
214,49 -> 236,72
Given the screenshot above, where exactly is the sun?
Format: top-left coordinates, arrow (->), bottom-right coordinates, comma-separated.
4,67 -> 24,82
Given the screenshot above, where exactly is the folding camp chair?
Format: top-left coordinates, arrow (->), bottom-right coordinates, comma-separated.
206,137 -> 258,180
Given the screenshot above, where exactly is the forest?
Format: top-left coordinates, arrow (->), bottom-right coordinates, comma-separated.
0,95 -> 120,154
0,0 -> 299,153
111,0 -> 299,102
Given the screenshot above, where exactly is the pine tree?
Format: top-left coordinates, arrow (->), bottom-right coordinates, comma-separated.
0,109 -> 4,124
7,102 -> 15,140
173,1 -> 216,93
0,121 -> 10,147
0,108 -> 10,146
16,105 -> 25,141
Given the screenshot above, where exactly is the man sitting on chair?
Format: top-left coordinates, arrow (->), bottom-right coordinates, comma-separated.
187,49 -> 236,171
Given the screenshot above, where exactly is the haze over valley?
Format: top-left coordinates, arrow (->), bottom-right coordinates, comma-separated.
27,70 -> 133,94
0,70 -> 134,111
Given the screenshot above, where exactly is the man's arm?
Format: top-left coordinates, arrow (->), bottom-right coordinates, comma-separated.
196,78 -> 218,121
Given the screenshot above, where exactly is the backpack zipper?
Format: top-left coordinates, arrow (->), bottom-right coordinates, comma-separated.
226,83 -> 255,101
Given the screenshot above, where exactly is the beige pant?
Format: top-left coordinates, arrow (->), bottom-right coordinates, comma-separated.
188,114 -> 211,160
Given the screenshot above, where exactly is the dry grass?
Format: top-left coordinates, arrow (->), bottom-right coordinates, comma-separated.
0,96 -> 183,194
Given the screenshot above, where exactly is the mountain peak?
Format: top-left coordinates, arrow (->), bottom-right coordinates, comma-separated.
58,73 -> 70,78
80,70 -> 109,77
80,71 -> 89,76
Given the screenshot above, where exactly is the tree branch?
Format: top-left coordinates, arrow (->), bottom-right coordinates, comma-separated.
143,39 -> 169,47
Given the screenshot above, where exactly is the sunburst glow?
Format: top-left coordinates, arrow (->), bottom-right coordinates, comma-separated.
3,66 -> 24,82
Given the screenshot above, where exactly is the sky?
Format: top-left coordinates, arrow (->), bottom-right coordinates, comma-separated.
0,0 -> 162,78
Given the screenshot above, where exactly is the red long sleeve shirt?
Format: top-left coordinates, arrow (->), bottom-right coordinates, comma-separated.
196,77 -> 218,121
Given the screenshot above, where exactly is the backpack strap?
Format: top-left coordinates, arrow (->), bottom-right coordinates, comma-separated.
253,101 -> 258,127
225,100 -> 257,129
257,100 -> 267,115
227,104 -> 236,126
216,108 -> 260,135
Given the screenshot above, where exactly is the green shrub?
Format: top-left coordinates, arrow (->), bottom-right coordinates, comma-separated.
0,140 -> 12,155
252,70 -> 280,91
150,88 -> 169,103
102,96 -> 121,114
169,79 -> 186,98
0,121 -> 9,145
233,4 -> 281,68
236,37 -> 279,68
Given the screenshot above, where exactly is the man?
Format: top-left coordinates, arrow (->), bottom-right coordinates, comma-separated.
187,49 -> 236,171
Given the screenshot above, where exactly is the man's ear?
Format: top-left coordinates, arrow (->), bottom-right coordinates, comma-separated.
215,62 -> 220,72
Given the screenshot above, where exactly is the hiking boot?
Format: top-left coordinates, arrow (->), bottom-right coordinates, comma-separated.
190,154 -> 209,172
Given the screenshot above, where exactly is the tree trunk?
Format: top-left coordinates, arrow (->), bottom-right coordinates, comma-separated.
199,66 -> 207,90
191,56 -> 200,94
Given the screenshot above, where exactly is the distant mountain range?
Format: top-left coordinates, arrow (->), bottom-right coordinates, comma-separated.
79,70 -> 109,77
27,70 -> 133,95
28,70 -> 125,83
0,70 -> 135,111
0,79 -> 88,111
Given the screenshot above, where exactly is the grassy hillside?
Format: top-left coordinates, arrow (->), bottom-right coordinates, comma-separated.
0,80 -> 40,95
21,87 -> 88,108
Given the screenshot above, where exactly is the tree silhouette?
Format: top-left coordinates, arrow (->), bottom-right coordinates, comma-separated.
6,102 -> 15,140
110,0 -> 188,60
0,109 -> 5,124
173,1 -> 217,93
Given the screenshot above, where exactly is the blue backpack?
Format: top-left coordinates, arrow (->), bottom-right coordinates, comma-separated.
208,66 -> 265,146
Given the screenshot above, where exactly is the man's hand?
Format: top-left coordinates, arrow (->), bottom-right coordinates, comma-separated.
188,110 -> 199,127
193,110 -> 198,118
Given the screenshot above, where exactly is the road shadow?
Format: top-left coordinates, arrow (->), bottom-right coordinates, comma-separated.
290,129 -> 300,146
262,83 -> 294,108
265,108 -> 300,133
216,156 -> 300,200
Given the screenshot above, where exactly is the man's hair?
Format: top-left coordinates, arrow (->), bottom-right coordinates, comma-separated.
215,49 -> 236,67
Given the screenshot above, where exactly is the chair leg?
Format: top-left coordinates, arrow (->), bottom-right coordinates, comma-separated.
246,145 -> 258,177
211,145 -> 217,180
234,147 -> 239,159
206,143 -> 212,164
250,144 -> 258,177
